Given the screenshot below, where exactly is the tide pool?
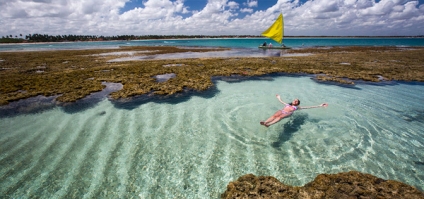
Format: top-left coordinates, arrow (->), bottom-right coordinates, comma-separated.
1,76 -> 423,198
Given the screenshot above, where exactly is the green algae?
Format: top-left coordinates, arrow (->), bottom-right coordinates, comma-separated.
1,46 -> 423,105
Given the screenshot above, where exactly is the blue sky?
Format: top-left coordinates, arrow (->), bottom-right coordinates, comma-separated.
1,0 -> 424,37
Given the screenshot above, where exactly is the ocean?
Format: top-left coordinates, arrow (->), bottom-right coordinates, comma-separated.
1,37 -> 424,52
0,38 -> 423,198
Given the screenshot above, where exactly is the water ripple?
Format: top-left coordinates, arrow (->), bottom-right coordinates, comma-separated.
1,77 -> 423,197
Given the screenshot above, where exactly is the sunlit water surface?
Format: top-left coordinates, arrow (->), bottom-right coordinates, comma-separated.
1,76 -> 424,198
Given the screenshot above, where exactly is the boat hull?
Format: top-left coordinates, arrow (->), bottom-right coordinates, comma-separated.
258,46 -> 291,49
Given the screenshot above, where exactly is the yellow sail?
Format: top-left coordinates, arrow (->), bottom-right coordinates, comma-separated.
261,13 -> 283,44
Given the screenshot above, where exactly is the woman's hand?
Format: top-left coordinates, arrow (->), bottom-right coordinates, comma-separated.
276,95 -> 287,105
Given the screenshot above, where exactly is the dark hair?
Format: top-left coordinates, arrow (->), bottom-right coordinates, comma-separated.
289,99 -> 300,106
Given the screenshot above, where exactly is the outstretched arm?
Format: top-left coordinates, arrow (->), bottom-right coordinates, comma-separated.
299,103 -> 328,110
276,94 -> 288,105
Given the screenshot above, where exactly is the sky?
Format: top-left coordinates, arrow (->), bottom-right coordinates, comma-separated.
1,0 -> 424,37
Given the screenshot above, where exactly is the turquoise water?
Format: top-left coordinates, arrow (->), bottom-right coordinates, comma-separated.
1,38 -> 424,197
1,76 -> 424,198
1,37 -> 424,52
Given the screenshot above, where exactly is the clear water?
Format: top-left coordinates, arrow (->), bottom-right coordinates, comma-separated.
1,37 -> 424,52
1,76 -> 423,198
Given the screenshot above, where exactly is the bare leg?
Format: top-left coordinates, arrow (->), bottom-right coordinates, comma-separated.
261,112 -> 291,127
263,116 -> 276,124
262,111 -> 282,123
265,117 -> 283,127
261,112 -> 279,126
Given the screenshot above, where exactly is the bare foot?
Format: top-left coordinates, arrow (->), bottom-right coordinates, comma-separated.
260,122 -> 269,127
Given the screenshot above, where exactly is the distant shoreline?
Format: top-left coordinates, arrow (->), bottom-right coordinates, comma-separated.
1,35 -> 423,44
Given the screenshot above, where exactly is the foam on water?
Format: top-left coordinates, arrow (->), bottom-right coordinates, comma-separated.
1,76 -> 423,198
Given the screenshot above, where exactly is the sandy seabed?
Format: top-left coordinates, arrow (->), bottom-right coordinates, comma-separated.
1,46 -> 424,198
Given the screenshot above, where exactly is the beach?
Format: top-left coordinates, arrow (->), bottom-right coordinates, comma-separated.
1,44 -> 424,198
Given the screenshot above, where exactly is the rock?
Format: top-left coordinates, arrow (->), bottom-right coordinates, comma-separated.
221,171 -> 424,199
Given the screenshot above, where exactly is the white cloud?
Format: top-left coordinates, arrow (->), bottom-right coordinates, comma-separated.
0,0 -> 423,36
360,0 -> 395,15
355,0 -> 373,9
240,8 -> 253,13
336,10 -> 357,24
392,4 -> 405,12
309,0 -> 339,13
389,1 -> 420,19
344,0 -> 357,7
227,1 -> 239,9
120,0 -> 188,21
244,0 -> 257,7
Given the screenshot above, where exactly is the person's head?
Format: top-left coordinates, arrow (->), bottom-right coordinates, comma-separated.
292,99 -> 300,106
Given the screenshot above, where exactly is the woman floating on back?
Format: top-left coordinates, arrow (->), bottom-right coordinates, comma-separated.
260,94 -> 328,127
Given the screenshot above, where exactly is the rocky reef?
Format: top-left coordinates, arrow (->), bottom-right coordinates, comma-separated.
1,46 -> 424,105
221,171 -> 424,199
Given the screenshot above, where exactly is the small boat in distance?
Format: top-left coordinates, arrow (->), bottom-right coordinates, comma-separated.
259,13 -> 291,49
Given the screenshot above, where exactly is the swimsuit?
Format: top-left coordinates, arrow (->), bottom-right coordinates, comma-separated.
281,104 -> 298,115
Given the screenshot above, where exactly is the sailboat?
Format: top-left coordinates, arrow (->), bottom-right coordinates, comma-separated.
258,13 -> 291,49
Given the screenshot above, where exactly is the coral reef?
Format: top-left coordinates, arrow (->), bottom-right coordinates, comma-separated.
1,46 -> 424,105
221,171 -> 424,199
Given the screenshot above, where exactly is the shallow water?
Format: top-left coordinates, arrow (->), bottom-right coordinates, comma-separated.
1,76 -> 424,198
107,48 -> 309,61
2,37 -> 424,52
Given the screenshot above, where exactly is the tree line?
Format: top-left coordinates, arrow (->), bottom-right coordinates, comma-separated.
2,34 -> 423,43
0,34 -> 262,43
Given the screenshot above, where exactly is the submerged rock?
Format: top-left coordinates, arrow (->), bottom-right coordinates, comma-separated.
221,171 -> 424,199
97,111 -> 106,116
